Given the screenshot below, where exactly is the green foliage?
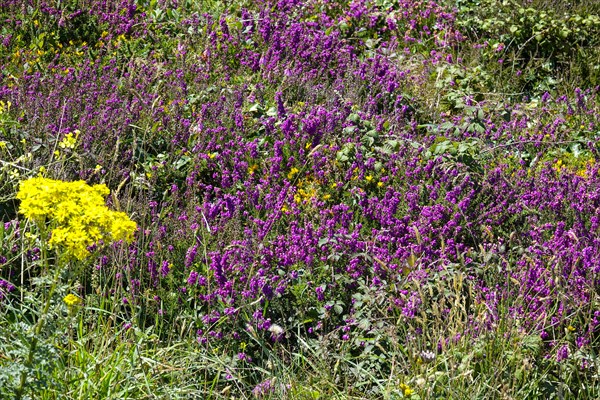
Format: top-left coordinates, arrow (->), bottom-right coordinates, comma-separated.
0,1 -> 103,74
455,0 -> 600,95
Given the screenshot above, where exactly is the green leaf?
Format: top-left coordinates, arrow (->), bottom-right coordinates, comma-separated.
266,106 -> 278,117
333,303 -> 343,315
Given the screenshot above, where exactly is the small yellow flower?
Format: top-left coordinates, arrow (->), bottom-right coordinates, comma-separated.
365,175 -> 373,182
63,294 -> 80,307
0,100 -> 11,114
377,181 -> 384,188
567,325 -> 576,332
287,167 -> 299,179
59,131 -> 79,149
24,232 -> 38,240
399,382 -> 414,397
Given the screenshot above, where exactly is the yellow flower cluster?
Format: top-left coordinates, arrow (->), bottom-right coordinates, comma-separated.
294,183 -> 318,204
287,167 -> 299,179
293,176 -> 331,205
17,177 -> 137,260
553,157 -> 596,179
58,129 -> 80,149
399,382 -> 414,397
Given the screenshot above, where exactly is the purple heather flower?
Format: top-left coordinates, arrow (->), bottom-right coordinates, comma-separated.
556,345 -> 570,362
187,271 -> 199,285
252,379 -> 275,397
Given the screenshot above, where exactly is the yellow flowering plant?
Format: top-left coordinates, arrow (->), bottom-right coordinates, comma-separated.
17,176 -> 137,260
63,293 -> 81,307
11,176 -> 137,399
399,382 -> 415,397
58,129 -> 80,149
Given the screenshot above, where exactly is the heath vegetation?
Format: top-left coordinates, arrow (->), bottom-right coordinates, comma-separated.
0,0 -> 599,398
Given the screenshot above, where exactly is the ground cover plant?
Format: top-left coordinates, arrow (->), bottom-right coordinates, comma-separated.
0,0 -> 599,398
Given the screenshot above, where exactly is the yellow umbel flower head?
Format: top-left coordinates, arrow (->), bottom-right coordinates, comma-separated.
17,177 -> 137,260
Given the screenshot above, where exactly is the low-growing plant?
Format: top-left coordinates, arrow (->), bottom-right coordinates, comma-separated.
0,177 -> 136,399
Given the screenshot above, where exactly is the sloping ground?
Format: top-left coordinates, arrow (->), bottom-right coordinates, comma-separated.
0,0 -> 599,398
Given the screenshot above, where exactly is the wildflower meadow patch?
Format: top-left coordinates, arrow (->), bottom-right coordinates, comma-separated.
0,0 -> 599,398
